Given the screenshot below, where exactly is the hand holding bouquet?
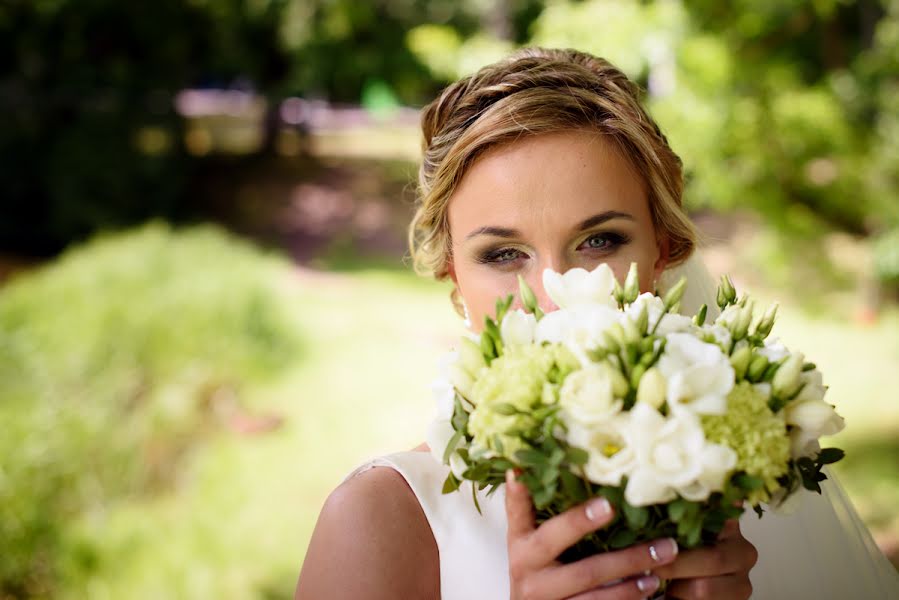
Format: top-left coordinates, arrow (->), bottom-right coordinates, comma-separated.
427,263 -> 845,561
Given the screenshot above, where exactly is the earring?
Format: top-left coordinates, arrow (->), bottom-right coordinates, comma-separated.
462,301 -> 472,329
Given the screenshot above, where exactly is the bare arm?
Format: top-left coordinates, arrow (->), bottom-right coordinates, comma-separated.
295,466 -> 440,600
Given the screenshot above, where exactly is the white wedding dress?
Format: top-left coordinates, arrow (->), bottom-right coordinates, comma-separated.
343,256 -> 899,599
345,450 -> 899,599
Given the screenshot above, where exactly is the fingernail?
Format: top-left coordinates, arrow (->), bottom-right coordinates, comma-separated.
636,574 -> 659,594
648,538 -> 678,563
585,497 -> 612,521
505,469 -> 516,487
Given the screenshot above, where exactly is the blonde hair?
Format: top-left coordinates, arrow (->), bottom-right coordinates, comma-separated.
408,47 -> 697,281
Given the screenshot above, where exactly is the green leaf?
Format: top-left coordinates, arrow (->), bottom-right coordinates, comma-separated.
442,473 -> 461,494
622,502 -> 649,530
442,428 -> 464,465
816,448 -> 845,465
515,449 -> 548,466
565,446 -> 589,466
609,529 -> 637,549
733,473 -> 765,490
492,403 -> 519,416
559,469 -> 587,503
471,480 -> 482,514
667,498 -> 689,522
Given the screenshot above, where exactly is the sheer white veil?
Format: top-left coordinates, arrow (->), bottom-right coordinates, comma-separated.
659,253 -> 899,598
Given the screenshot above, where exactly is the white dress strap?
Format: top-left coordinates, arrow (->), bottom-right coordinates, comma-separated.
344,451 -> 510,600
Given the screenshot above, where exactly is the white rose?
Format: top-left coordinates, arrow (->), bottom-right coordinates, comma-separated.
501,309 -> 537,347
625,404 -> 707,506
566,414 -> 636,486
542,264 -> 617,309
559,364 -> 623,425
785,399 -> 845,457
658,333 -> 734,415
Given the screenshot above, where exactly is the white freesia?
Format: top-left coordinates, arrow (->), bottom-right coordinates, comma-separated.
627,292 -> 695,336
542,264 -> 617,309
566,414 -> 637,486
432,351 -> 458,420
501,309 -> 537,347
785,399 -> 845,458
701,323 -> 732,353
425,417 -> 468,478
535,304 -> 621,365
715,304 -> 742,328
636,367 -> 667,410
658,333 -> 734,415
793,368 -> 827,405
558,363 -> 623,424
758,339 -> 790,364
677,443 -> 738,501
625,403 -> 707,506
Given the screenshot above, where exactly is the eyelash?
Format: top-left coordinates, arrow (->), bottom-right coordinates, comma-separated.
476,232 -> 631,265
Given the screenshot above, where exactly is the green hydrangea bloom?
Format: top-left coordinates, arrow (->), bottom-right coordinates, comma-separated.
468,343 -> 579,459
702,381 -> 790,504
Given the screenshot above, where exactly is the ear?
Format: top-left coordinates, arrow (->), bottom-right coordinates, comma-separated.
446,259 -> 458,285
653,236 -> 671,282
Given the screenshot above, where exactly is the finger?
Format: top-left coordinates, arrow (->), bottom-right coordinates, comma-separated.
524,497 -> 615,564
505,469 -> 536,539
652,533 -> 756,580
565,574 -> 662,600
532,537 -> 678,598
665,574 -> 753,600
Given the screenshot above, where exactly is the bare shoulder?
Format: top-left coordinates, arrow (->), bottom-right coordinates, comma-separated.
295,465 -> 440,600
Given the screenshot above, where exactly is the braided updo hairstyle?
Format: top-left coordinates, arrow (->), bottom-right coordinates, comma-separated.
408,47 -> 698,285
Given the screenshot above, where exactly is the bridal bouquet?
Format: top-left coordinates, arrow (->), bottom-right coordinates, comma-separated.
427,263 -> 845,561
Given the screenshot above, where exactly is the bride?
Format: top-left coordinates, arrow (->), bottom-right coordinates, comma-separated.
295,48 -> 899,599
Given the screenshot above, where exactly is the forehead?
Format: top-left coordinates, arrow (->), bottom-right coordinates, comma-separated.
447,130 -> 650,234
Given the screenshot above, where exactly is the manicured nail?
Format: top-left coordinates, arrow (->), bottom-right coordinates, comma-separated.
636,574 -> 660,594
648,538 -> 678,563
505,469 -> 516,487
585,497 -> 612,522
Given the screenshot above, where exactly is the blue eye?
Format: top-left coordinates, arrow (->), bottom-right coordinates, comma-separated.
579,232 -> 629,252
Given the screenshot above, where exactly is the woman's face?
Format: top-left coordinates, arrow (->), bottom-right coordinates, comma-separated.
447,129 -> 669,331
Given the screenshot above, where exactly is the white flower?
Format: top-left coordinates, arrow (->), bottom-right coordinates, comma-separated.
715,304 -> 742,328
426,418 -> 469,479
701,323 -> 732,353
625,404 -> 707,506
657,333 -> 735,415
676,443 -> 738,501
558,364 -> 623,425
542,264 -> 617,309
566,414 -> 636,486
793,369 -> 827,405
627,292 -> 695,336
535,304 -> 621,365
758,339 -> 790,364
501,309 -> 537,347
432,351 -> 458,420
785,399 -> 845,458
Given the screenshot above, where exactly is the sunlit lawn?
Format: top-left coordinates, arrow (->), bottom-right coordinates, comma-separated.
58,267 -> 899,598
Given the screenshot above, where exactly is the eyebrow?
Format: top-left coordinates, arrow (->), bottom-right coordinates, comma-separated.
463,210 -> 635,241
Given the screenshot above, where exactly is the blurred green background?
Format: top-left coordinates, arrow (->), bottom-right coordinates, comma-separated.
2,0 -> 898,597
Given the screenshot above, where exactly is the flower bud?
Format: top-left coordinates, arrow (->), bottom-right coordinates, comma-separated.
623,262 -> 640,304
755,302 -> 779,338
730,344 -> 752,381
623,316 -> 642,346
449,363 -> 475,400
604,363 -> 630,398
517,274 -> 539,314
720,275 -> 737,305
662,276 -> 687,310
732,302 -> 754,340
693,304 -> 708,327
636,367 -> 667,409
458,337 -> 486,376
629,363 -> 647,390
773,353 -> 804,399
747,354 -> 769,382
634,305 -> 649,336
602,330 -> 620,354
